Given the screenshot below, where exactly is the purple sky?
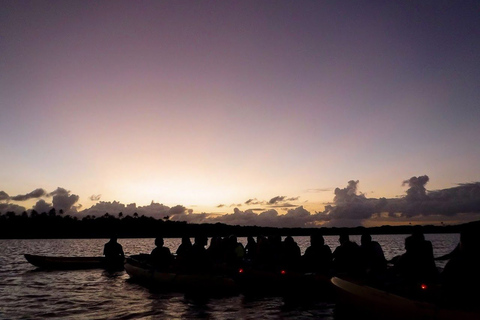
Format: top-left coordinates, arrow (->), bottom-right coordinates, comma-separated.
1,1 -> 480,227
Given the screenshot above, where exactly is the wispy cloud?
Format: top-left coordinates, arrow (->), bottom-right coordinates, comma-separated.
10,188 -> 47,201
90,194 -> 101,201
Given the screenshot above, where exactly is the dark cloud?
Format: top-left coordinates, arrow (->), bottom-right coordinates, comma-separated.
10,188 -> 47,201
268,196 -> 286,205
33,199 -> 52,214
269,202 -> 297,208
403,175 -> 429,201
245,198 -> 263,205
0,202 -> 26,213
23,188 -> 81,214
168,205 -> 187,216
48,188 -> 80,213
244,196 -> 301,209
0,191 -> 9,201
79,200 -> 172,219
316,176 -> 480,227
90,194 -> 101,201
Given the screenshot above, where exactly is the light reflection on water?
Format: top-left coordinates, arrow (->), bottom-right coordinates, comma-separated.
0,234 -> 459,319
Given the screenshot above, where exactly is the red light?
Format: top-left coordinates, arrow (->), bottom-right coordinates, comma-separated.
281,270 -> 286,275
421,284 -> 427,290
239,268 -> 243,273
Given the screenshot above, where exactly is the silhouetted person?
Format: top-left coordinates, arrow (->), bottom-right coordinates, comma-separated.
281,235 -> 301,271
206,236 -> 224,265
267,234 -> 283,269
187,234 -> 210,273
302,233 -> 332,275
245,235 -> 257,261
440,225 -> 480,308
392,227 -> 438,288
176,236 -> 192,260
150,236 -> 173,270
224,234 -> 245,268
332,232 -> 362,277
103,235 -> 124,266
360,232 -> 387,279
254,235 -> 270,268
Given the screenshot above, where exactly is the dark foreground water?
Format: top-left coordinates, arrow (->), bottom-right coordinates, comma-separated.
0,234 -> 459,319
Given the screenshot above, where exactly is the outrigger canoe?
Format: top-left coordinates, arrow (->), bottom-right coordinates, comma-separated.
24,254 -> 124,270
331,276 -> 480,320
124,255 -> 238,296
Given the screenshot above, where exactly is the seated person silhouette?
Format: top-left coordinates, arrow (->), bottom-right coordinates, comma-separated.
440,225 -> 480,308
182,234 -> 210,273
332,232 -> 362,277
360,232 -> 387,279
302,233 -> 332,275
390,228 -> 439,296
150,237 -> 173,270
103,235 -> 125,267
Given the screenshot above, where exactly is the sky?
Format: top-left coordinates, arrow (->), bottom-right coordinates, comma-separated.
1,1 -> 480,228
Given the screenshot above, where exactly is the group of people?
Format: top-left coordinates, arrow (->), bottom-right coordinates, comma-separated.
103,225 -> 479,305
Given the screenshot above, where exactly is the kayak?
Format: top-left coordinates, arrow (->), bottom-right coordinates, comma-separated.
24,254 -> 124,270
331,276 -> 480,320
124,255 -> 238,296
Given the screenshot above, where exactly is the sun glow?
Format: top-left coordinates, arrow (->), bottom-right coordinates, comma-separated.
110,179 -> 241,209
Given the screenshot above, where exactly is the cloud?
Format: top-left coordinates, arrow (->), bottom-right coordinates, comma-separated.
403,175 -> 429,201
316,176 -> 480,227
22,187 -> 81,214
48,187 -> 80,213
0,202 -> 26,213
33,199 -> 52,214
245,198 -> 263,205
90,194 -> 101,201
268,196 -> 286,205
79,200 -> 172,219
243,196 -> 300,209
0,191 -> 9,201
10,188 -> 47,201
159,206 -> 315,228
307,188 -> 332,193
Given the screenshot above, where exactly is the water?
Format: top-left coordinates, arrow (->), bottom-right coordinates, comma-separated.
0,234 -> 459,319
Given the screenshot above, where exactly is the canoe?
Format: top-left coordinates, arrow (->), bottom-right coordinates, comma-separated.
124,255 -> 238,296
236,266 -> 333,297
24,254 -> 124,270
331,276 -> 480,320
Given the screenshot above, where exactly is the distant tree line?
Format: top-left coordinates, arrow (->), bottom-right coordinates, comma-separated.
0,209 -> 475,239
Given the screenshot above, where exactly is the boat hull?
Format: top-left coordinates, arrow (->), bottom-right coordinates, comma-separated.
331,276 -> 480,320
124,257 -> 238,296
236,267 -> 333,297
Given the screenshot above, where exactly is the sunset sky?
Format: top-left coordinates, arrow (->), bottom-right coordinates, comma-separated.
2,1 -> 480,228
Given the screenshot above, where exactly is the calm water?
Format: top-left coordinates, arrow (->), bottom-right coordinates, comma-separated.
0,234 -> 459,319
